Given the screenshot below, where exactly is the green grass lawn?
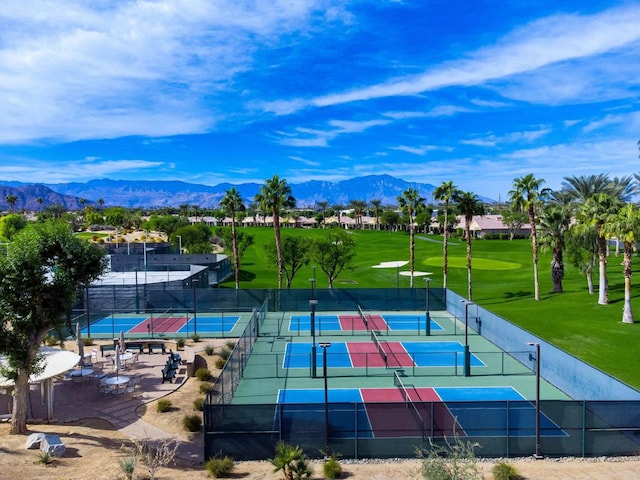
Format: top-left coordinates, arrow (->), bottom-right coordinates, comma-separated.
228,227 -> 640,390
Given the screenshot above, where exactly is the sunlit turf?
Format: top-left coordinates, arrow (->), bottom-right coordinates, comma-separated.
231,227 -> 640,390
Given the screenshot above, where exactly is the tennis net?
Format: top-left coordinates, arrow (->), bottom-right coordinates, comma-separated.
394,370 -> 425,437
370,330 -> 388,367
357,304 -> 369,330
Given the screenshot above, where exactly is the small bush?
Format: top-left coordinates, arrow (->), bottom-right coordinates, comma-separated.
492,461 -> 520,480
215,358 -> 227,369
200,382 -> 213,394
323,455 -> 343,479
195,367 -> 211,381
218,348 -> 231,360
225,341 -> 236,350
193,397 -> 205,411
35,450 -> 55,466
183,413 -> 202,432
205,454 -> 234,478
157,399 -> 172,413
176,338 -> 186,349
118,454 -> 138,480
191,333 -> 201,343
204,344 -> 215,356
43,335 -> 59,347
82,337 -> 94,346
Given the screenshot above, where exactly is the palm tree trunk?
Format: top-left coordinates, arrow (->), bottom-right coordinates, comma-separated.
465,223 -> 472,300
231,213 -> 240,290
622,247 -> 634,323
442,207 -> 448,290
586,266 -> 594,294
273,212 -> 284,289
597,234 -> 608,305
529,208 -> 540,301
409,212 -> 415,288
551,248 -> 564,293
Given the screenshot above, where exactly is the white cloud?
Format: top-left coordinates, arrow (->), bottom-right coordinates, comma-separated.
277,118 -> 390,147
390,145 -> 441,156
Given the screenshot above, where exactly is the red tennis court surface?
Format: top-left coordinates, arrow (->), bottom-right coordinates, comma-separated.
129,316 -> 189,334
347,341 -> 414,367
339,314 -> 388,331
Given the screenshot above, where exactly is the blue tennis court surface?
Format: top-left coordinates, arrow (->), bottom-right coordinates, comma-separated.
282,341 -> 484,369
82,314 -> 240,336
81,317 -> 141,335
383,314 -> 444,331
177,316 -> 238,334
277,387 -> 566,438
288,314 -> 443,332
289,315 -> 341,331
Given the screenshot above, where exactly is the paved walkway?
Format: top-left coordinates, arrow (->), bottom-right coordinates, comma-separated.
27,347 -> 204,463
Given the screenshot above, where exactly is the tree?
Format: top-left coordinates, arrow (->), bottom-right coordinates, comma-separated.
602,203 -> 640,323
219,187 -> 246,289
172,224 -> 213,254
0,214 -> 27,241
332,203 -> 344,228
312,230 -> 356,288
4,193 -> 18,212
348,199 -> 368,230
381,210 -> 400,230
0,220 -> 107,434
144,214 -> 190,238
433,181 -> 460,291
578,193 -> 622,305
271,441 -> 313,480
509,174 -> 547,301
316,201 -> 329,228
370,199 -> 382,230
254,175 -> 296,289
501,209 -> 527,240
454,191 -> 484,301
566,224 -> 599,294
397,188 -> 425,287
539,204 -> 572,293
265,235 -> 311,288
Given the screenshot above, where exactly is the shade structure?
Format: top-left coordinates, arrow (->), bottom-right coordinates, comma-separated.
398,271 -> 433,277
76,322 -> 84,367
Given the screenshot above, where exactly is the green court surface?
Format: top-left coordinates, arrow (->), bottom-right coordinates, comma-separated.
230,309 -> 569,405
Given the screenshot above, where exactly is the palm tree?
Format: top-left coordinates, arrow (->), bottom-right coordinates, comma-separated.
433,181 -> 460,291
219,187 -> 245,289
561,173 -> 612,202
36,197 -> 44,210
370,199 -> 382,230
397,188 -> 425,287
539,203 -> 572,293
454,191 -> 484,300
579,193 -> 623,305
5,193 -> 17,212
316,201 -> 329,228
349,199 -> 368,230
602,203 -> 640,323
254,175 -> 296,288
332,203 -> 344,228
509,174 -> 547,301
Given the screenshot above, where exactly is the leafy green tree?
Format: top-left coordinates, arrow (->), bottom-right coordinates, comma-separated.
84,211 -> 104,226
264,235 -> 311,288
433,181 -> 460,290
0,220 -> 107,433
0,214 -> 27,241
381,210 -> 400,230
602,203 -> 640,323
144,214 -> 190,238
501,209 -> 527,240
454,191 -> 485,301
312,230 -> 356,288
397,188 -> 425,287
539,204 -> 572,293
509,174 -> 548,301
254,175 -> 296,289
219,187 -> 246,289
172,224 -> 212,254
104,207 -> 131,228
566,224 -> 599,294
214,228 -> 254,281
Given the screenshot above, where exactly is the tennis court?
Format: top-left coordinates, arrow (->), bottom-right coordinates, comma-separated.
288,313 -> 444,333
81,313 -> 242,338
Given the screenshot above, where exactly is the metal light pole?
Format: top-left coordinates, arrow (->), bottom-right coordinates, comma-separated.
320,342 -> 332,455
462,300 -> 474,377
177,235 -> 182,255
424,277 -> 432,336
528,341 -> 543,459
192,278 -> 199,336
85,285 -> 91,338
310,299 -> 318,377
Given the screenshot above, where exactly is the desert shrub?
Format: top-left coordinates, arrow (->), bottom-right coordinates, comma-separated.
419,432 -> 482,480
492,461 -> 520,480
271,442 -> 313,480
225,341 -> 236,350
218,348 -> 231,360
176,338 -> 186,348
204,344 -> 215,356
200,382 -> 213,394
35,450 -> 55,466
193,397 -> 205,411
132,437 -> 180,480
215,358 -> 227,369
195,367 -> 211,381
156,399 -> 172,413
323,454 -> 343,479
191,333 -> 201,343
82,337 -> 94,346
118,454 -> 138,480
183,413 -> 202,432
205,454 -> 235,478
43,335 -> 59,347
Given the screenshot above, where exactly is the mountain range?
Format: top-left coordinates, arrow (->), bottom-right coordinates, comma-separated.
0,175 -> 490,210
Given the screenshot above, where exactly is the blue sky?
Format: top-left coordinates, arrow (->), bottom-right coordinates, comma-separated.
0,1 -> 639,199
